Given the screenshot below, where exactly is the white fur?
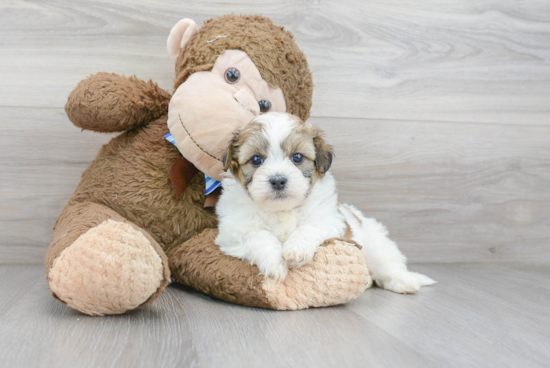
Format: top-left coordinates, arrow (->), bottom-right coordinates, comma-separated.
215,113 -> 436,292
338,204 -> 436,293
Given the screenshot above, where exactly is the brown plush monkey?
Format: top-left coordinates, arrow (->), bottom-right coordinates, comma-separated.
46,15 -> 371,316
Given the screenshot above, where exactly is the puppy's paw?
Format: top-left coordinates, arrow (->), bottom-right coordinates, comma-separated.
282,240 -> 316,268
258,257 -> 288,282
376,270 -> 436,294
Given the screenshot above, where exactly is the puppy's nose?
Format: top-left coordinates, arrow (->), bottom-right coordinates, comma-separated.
270,176 -> 287,190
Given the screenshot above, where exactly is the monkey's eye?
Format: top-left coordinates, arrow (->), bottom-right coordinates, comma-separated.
225,68 -> 240,83
250,155 -> 264,167
258,100 -> 271,113
291,153 -> 304,165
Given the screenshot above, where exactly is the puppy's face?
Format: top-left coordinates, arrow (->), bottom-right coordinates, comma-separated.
223,113 -> 333,211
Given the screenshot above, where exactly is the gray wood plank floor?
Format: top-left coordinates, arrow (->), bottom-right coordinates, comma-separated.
0,263 -> 548,368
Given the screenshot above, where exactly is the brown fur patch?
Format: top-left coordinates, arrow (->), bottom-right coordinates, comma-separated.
313,129 -> 334,175
280,119 -> 316,161
168,229 -> 273,309
277,115 -> 334,184
279,116 -> 319,186
223,122 -> 270,188
236,162 -> 258,188
343,224 -> 354,241
297,159 -> 317,183
60,116 -> 218,255
236,123 -> 269,164
66,72 -> 170,133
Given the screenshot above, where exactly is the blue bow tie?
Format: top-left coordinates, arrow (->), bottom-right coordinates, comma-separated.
164,133 -> 221,195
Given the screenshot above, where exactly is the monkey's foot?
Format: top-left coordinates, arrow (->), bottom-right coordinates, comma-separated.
263,239 -> 372,310
48,220 -> 167,316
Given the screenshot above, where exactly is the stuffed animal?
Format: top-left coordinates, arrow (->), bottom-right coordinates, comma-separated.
45,14 -> 371,316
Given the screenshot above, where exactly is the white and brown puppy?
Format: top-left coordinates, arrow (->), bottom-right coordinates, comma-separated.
215,113 -> 435,293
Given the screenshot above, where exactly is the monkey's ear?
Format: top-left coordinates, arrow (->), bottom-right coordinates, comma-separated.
167,18 -> 199,61
313,129 -> 334,175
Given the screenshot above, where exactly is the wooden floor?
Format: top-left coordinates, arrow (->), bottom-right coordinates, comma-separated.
0,263 -> 549,368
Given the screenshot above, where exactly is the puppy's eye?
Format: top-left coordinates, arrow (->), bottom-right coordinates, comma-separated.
258,100 -> 270,113
250,155 -> 264,167
225,68 -> 240,83
291,153 -> 304,165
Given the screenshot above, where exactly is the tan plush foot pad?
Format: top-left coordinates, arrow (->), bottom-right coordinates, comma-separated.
262,239 -> 372,310
48,220 -> 165,316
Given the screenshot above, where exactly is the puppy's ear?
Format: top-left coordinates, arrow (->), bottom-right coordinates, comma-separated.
222,129 -> 240,172
313,129 -> 334,174
222,146 -> 232,172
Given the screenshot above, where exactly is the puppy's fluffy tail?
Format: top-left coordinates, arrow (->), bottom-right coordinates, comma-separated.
338,203 -> 436,293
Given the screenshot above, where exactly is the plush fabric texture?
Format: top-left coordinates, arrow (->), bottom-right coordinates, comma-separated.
263,239 -> 372,310
46,201 -> 171,315
169,229 -> 273,308
168,155 -> 199,198
65,72 -> 171,132
48,220 -> 165,316
46,15 -> 368,315
65,113 -> 219,253
167,18 -> 199,60
168,50 -> 287,180
174,14 -> 313,121
169,229 -> 370,310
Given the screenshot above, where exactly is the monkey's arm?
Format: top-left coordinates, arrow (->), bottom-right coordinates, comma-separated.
169,229 -> 372,310
65,72 -> 171,132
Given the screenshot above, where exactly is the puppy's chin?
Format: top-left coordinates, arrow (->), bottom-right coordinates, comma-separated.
252,191 -> 305,212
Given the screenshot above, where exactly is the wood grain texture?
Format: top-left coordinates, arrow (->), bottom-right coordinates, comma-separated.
317,117 -> 550,263
0,265 -> 44,316
0,107 -> 115,263
0,264 -> 549,368
1,0 -> 550,263
1,0 -> 549,124
1,108 -> 548,263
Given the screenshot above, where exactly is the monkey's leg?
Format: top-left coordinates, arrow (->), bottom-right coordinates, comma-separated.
46,202 -> 171,316
169,229 -> 372,310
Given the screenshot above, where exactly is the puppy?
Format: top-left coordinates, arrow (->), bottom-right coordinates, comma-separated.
215,113 -> 435,293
